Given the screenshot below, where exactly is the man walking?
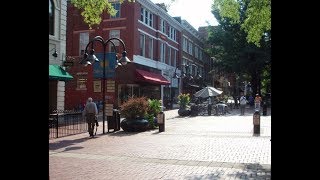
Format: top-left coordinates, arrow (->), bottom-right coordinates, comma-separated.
83,97 -> 98,138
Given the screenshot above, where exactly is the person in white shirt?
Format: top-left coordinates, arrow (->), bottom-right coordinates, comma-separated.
239,93 -> 247,115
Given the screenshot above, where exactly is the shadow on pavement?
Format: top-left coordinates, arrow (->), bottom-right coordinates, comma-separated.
62,146 -> 84,152
49,136 -> 89,151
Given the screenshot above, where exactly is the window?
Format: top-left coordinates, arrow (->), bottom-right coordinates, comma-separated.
195,46 -> 199,59
188,42 -> 193,55
168,48 -> 172,66
111,3 -> 120,18
183,38 -> 188,52
160,43 -> 166,63
140,7 -> 153,28
160,19 -> 166,34
49,0 -> 54,35
173,50 -> 177,67
199,50 -> 203,61
168,26 -> 176,41
109,30 -> 120,51
79,32 -> 89,56
140,34 -> 145,56
148,38 -> 153,59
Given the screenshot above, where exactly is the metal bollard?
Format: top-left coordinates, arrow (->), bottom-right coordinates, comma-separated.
253,110 -> 260,135
157,111 -> 165,132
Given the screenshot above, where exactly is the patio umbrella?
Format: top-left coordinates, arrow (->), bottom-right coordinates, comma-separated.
194,86 -> 223,98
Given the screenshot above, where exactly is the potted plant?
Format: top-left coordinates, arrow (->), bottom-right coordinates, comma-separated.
120,97 -> 149,132
177,93 -> 191,116
146,99 -> 162,128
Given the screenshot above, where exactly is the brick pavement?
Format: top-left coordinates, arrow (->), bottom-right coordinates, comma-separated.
49,107 -> 271,180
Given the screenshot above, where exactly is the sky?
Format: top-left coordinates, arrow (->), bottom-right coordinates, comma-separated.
150,0 -> 218,30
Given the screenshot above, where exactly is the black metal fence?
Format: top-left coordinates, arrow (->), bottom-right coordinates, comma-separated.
49,110 -> 87,139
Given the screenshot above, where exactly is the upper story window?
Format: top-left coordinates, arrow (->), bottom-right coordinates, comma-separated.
79,32 -> 89,56
109,30 -> 120,51
140,34 -> 145,57
199,50 -> 203,61
111,3 -> 120,18
195,46 -> 199,59
168,26 -> 176,41
160,19 -> 166,34
49,0 -> 54,35
140,7 -> 153,28
183,38 -> 188,52
188,42 -> 193,55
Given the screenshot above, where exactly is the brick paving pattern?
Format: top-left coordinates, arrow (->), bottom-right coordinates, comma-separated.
50,107 -> 271,179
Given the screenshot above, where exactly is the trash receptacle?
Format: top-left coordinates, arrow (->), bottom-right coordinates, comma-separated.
107,109 -> 121,132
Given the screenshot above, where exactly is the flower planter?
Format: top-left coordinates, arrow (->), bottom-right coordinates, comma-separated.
178,108 -> 190,116
120,118 -> 149,132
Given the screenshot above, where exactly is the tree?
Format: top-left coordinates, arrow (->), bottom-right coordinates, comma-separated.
213,0 -> 271,47
70,0 -> 135,29
207,0 -> 271,96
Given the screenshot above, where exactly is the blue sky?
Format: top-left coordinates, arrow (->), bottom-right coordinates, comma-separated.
150,0 -> 218,30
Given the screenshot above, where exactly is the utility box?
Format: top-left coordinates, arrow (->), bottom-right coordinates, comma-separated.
253,110 -> 260,135
157,111 -> 165,132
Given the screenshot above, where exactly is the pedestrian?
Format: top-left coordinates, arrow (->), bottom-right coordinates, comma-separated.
254,94 -> 262,111
83,97 -> 98,138
239,93 -> 247,115
248,94 -> 254,107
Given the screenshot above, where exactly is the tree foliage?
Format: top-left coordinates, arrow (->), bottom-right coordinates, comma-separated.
213,0 -> 271,47
207,0 -> 271,95
70,0 -> 135,29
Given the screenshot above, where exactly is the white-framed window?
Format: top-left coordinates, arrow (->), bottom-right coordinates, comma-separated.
111,3 -> 121,18
148,38 -> 153,59
79,32 -> 89,56
160,19 -> 166,34
49,0 -> 54,35
188,42 -> 193,55
109,30 -> 120,51
168,48 -> 172,66
160,43 -> 166,63
173,50 -> 177,67
140,34 -> 145,57
168,26 -> 176,41
183,38 -> 188,52
141,7 -> 153,28
195,46 -> 199,59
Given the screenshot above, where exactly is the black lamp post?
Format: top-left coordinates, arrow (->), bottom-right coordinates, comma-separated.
171,63 -> 203,99
173,64 -> 202,85
80,36 -> 131,134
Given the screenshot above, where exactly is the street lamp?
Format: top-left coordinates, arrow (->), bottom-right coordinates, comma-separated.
172,64 -> 202,94
80,36 -> 131,134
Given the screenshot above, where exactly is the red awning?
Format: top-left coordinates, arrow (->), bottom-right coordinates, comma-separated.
135,69 -> 170,85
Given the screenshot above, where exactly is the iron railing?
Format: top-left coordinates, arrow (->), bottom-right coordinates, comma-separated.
49,110 -> 87,139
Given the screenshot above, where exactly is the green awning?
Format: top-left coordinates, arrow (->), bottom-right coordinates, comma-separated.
49,65 -> 73,80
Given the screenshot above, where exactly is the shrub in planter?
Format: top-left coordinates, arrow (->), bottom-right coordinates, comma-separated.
146,99 -> 162,128
177,93 -> 191,116
120,97 -> 149,132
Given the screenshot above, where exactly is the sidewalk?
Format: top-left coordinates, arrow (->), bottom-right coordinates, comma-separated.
50,108 -> 271,180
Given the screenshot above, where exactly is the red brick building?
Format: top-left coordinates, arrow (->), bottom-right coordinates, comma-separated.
65,0 -> 186,110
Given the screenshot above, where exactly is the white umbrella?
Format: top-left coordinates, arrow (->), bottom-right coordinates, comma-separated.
194,86 -> 223,98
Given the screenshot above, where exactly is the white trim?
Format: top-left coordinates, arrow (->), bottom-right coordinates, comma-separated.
137,0 -> 183,31
138,20 -> 158,34
138,29 -> 179,51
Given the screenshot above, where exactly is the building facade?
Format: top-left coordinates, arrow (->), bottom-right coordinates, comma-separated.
49,0 -> 73,113
65,0 -> 212,110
